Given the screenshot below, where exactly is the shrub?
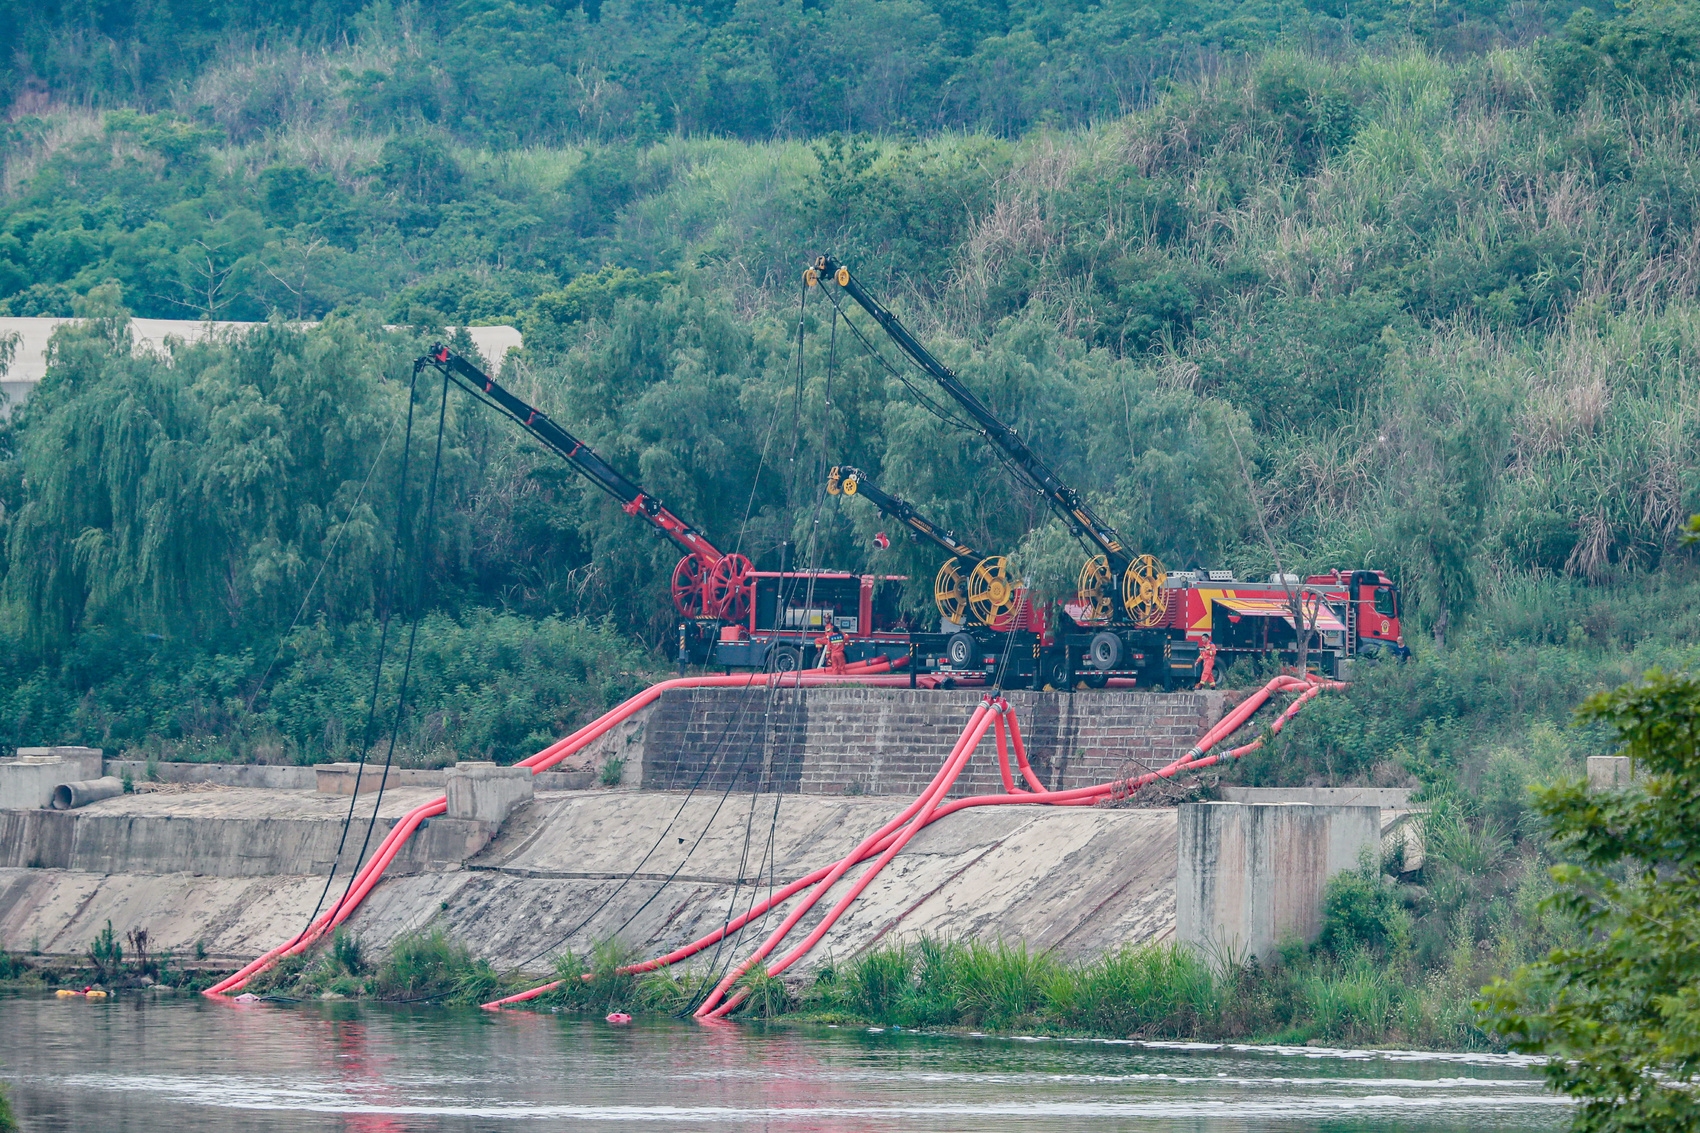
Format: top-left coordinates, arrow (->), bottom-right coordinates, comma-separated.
546,939 -> 642,1013
1318,869 -> 1412,958
330,931 -> 365,976
87,920 -> 122,981
370,931 -> 502,1005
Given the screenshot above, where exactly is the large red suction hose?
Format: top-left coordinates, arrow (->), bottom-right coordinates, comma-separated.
485,673 -> 1335,1015
205,659 -> 911,998
685,674 -> 1339,1018
691,702 -> 999,1016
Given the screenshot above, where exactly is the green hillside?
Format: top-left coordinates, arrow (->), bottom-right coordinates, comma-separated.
5,0 -> 1700,1049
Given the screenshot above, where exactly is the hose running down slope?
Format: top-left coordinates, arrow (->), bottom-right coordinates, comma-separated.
481,672 -> 1339,1015
203,655 -> 908,997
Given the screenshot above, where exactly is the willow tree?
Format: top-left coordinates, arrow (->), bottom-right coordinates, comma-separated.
3,310 -> 405,655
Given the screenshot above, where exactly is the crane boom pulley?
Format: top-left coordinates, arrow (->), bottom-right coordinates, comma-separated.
827,464 -> 1022,629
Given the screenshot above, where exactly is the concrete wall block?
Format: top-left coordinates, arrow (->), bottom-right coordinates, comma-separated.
101,761 -> 318,790
14,747 -> 104,779
1177,802 -> 1381,963
1587,755 -> 1636,792
0,761 -> 82,811
1221,787 -> 1417,808
445,762 -> 534,830
314,764 -> 446,795
643,687 -> 1226,797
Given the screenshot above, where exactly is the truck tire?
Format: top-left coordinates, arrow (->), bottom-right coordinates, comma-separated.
1087,631 -> 1121,671
1041,652 -> 1070,691
771,645 -> 803,673
945,632 -> 977,669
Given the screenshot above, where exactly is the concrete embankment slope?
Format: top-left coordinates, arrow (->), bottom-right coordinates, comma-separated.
0,687 -> 1212,972
0,788 -> 1177,972
0,787 -> 459,963
412,791 -> 1177,969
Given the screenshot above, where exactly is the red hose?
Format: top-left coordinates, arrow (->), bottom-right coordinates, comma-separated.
695,703 -> 999,1017
690,702 -> 998,1016
699,678 -> 1324,1017
206,660 -> 912,998
565,674 -> 1337,1016
1001,711 -> 1048,793
272,666 -> 1336,1014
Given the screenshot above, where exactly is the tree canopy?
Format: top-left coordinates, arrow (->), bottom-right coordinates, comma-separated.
1482,669 -> 1700,1130
3,2 -> 1700,786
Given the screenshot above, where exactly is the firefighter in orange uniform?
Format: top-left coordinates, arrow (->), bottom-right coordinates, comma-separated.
1197,634 -> 1218,688
816,619 -> 849,674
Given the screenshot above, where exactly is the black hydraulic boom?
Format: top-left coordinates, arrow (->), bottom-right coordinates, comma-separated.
418,346 -> 743,619
826,464 -> 981,561
811,257 -> 1133,578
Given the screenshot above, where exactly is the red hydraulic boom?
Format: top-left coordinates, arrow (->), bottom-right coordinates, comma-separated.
419,346 -> 751,618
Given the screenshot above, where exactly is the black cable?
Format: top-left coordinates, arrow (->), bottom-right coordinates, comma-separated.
683,292 -> 848,1016
523,287 -> 837,1001
679,680 -> 793,1012
324,367 -> 453,929
817,285 -> 977,434
285,362 -> 422,949
454,285 -> 845,994
820,281 -> 1112,589
515,496 -> 842,975
605,683 -> 778,940
422,348 -> 785,979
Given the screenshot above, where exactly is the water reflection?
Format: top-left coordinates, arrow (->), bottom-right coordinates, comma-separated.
0,993 -> 1565,1132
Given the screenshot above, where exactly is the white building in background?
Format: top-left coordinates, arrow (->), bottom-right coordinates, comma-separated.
0,319 -> 523,414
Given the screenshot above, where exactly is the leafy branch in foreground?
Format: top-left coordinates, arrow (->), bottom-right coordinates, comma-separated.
1480,668 -> 1700,1131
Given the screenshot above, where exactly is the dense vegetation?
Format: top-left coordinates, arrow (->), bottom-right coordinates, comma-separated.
6,1 -> 1700,769
1484,670 -> 1700,1127
533,907 -> 1504,1046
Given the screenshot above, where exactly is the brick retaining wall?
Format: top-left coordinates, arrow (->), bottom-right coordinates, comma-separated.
640,687 -> 1226,796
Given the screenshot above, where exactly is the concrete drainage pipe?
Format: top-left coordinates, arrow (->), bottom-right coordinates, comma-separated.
51,777 -> 125,809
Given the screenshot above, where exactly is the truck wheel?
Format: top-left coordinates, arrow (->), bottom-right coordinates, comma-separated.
1087,631 -> 1121,671
1041,653 -> 1070,691
771,645 -> 803,673
945,632 -> 977,669
1083,672 -> 1109,689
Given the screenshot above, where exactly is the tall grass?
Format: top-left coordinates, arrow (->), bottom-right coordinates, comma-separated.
798,938 -> 1224,1038
772,934 -> 1494,1045
366,932 -> 504,1005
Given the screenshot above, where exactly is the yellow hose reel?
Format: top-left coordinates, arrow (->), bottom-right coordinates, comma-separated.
1076,555 -> 1112,621
968,555 -> 1018,625
1122,553 -> 1168,626
934,558 -> 967,623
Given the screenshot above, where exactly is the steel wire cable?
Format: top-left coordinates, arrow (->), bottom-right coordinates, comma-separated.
672,285 -> 844,1015
816,282 -> 1110,568
323,367 -> 453,930
283,362 -> 423,950
243,406 -> 403,717
502,282 -> 833,977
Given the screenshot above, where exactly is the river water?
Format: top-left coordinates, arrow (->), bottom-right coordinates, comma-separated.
0,993 -> 1568,1131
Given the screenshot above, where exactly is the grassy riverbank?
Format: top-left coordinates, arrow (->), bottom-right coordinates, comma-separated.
0,884 -> 1559,1050
225,851 -> 1563,1050
535,904 -> 1534,1049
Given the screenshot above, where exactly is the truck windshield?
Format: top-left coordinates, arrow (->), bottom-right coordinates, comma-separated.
1373,587 -> 1398,617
